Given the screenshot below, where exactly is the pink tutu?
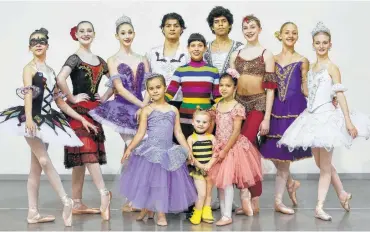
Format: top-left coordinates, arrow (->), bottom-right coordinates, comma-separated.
208,135 -> 263,189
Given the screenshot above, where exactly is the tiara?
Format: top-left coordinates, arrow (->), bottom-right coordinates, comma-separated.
144,72 -> 162,80
311,21 -> 330,37
115,15 -> 133,28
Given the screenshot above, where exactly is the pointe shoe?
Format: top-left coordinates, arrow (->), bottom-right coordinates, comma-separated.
72,200 -> 100,215
315,202 -> 332,221
339,192 -> 352,212
61,196 -> 73,227
287,180 -> 300,206
274,200 -> 295,215
27,209 -> 55,224
215,216 -> 233,226
100,189 -> 112,221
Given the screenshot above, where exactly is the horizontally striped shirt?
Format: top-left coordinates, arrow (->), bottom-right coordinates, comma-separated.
165,60 -> 221,124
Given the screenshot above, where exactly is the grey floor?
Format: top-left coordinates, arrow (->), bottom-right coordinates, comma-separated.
0,179 -> 369,231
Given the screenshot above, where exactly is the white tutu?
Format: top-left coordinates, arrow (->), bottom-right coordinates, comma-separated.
277,103 -> 370,152
0,107 -> 83,147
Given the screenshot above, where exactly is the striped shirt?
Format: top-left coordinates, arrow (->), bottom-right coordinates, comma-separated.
165,60 -> 221,124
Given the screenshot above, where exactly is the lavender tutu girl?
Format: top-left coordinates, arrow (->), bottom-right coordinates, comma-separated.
119,73 -> 197,226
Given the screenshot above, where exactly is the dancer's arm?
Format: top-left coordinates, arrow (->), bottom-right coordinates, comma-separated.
107,57 -> 145,108
54,86 -> 98,134
121,106 -> 149,162
56,56 -> 90,104
187,136 -> 201,168
23,65 -> 36,136
328,64 -> 358,138
301,57 -> 309,97
260,50 -> 276,136
173,107 -> 193,162
142,57 -> 151,105
204,135 -> 217,171
165,69 -> 181,102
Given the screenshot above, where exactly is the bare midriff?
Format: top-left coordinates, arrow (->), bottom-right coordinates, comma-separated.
237,74 -> 264,96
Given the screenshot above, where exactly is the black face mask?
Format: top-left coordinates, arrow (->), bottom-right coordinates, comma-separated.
29,38 -> 48,47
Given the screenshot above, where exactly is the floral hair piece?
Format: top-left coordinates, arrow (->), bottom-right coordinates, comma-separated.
70,26 -> 78,41
226,68 -> 240,79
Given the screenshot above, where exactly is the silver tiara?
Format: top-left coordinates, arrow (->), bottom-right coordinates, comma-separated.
144,72 -> 162,80
311,21 -> 330,37
115,15 -> 133,28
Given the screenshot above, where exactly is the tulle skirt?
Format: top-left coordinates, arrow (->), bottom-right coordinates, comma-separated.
0,106 -> 82,147
119,155 -> 197,213
277,103 -> 370,152
208,135 -> 263,189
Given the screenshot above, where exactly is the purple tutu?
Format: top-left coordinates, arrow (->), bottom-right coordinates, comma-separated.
260,61 -> 312,161
89,62 -> 145,135
119,110 -> 197,213
89,98 -> 139,135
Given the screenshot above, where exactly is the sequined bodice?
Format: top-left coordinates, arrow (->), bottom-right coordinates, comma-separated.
275,62 -> 303,102
235,55 -> 265,77
114,62 -> 145,104
307,68 -> 333,112
145,110 -> 176,149
64,54 -> 108,100
214,104 -> 245,143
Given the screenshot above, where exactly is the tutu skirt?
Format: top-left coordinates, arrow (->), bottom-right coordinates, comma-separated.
119,140 -> 197,213
0,106 -> 82,146
208,135 -> 263,189
277,103 -> 370,151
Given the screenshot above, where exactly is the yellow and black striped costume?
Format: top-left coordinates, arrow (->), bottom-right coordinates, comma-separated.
189,133 -> 213,180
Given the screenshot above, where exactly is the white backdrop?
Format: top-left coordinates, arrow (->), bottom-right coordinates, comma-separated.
0,1 -> 370,175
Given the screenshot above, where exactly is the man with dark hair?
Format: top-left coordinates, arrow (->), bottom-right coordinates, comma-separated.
146,12 -> 189,109
204,6 -> 244,75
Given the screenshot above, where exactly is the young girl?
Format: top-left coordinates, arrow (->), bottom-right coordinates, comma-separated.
187,109 -> 215,224
87,15 -> 149,213
205,73 -> 263,226
278,22 -> 370,221
0,28 -> 96,226
56,21 -> 112,219
119,73 -> 197,226
259,22 -> 312,214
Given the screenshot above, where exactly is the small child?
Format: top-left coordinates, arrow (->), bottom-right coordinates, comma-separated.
119,73 -> 197,226
205,73 -> 263,226
187,108 -> 215,224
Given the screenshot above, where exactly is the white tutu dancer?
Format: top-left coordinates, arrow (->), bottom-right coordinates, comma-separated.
277,67 -> 370,151
277,21 -> 370,222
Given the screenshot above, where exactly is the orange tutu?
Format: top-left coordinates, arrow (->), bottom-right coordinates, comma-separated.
208,135 -> 263,189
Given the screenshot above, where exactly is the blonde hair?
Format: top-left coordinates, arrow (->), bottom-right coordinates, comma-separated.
193,106 -> 211,120
274,22 -> 297,41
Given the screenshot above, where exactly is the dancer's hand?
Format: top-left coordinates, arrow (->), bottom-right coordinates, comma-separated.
346,121 -> 358,138
218,150 -> 227,160
121,149 -> 132,163
94,93 -> 102,102
81,118 -> 98,135
187,151 -> 195,165
25,118 -> 36,137
259,119 -> 270,136
135,109 -> 142,123
70,93 -> 90,104
203,163 -> 211,172
332,97 -> 338,108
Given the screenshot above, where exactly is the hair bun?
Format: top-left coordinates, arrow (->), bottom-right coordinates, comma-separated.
274,31 -> 281,41
38,28 -> 49,36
